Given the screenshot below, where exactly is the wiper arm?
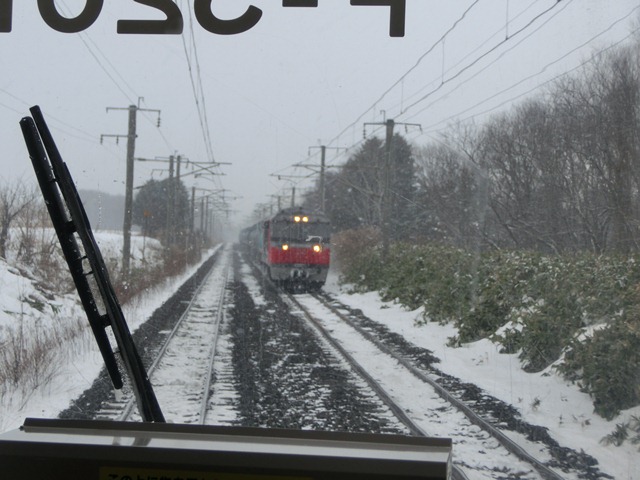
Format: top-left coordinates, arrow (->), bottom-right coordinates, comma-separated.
20,106 -> 165,423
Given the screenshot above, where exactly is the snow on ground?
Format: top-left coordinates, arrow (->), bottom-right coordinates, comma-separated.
322,270 -> 640,480
0,231 -> 214,432
2,244 -> 639,479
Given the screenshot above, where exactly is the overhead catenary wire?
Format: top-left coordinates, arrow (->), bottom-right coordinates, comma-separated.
314,0 -> 548,172
398,0 -> 566,117
182,2 -> 217,168
388,0 -> 570,119
325,0 -> 482,151
326,0 -> 634,158
400,2 -> 640,137
287,1 -> 640,217
322,0 -> 538,155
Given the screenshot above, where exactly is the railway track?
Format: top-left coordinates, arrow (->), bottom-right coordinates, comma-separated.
284,291 -> 570,480
89,248 -> 604,479
95,245 -> 233,423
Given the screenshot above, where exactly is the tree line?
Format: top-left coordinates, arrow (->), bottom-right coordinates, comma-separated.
305,39 -> 640,255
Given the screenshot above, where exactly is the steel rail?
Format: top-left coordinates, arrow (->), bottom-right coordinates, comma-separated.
198,257 -> 231,424
284,292 -> 471,480
311,291 -> 565,480
116,245 -> 226,422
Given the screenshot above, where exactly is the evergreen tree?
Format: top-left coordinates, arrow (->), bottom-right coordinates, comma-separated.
387,133 -> 417,241
132,178 -> 190,242
310,135 -> 415,240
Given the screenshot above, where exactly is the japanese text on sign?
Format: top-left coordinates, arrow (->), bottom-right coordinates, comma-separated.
100,466 -> 312,480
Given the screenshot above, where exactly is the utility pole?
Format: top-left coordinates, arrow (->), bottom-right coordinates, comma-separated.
102,101 -> 161,280
167,155 -> 175,246
270,173 -> 312,210
305,145 -> 345,212
200,197 -> 206,235
192,188 -> 233,241
135,154 -> 183,247
317,146 -> 325,211
381,120 -> 394,261
363,118 -> 421,261
270,194 -> 282,212
204,196 -> 209,239
191,186 -> 196,234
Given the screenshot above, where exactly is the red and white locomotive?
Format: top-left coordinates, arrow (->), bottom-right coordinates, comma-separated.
240,207 -> 331,291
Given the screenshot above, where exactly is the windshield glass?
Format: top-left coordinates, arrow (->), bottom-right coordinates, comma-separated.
1,2 -> 640,478
271,221 -> 331,244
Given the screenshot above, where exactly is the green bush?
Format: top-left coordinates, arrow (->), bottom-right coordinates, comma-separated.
560,313 -> 640,420
332,227 -> 384,292
381,243 -> 474,320
337,239 -> 640,416
457,250 -> 541,344
487,253 -> 584,371
559,282 -> 640,419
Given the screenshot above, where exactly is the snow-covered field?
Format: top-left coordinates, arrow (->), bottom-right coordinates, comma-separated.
0,231 -> 207,431
323,273 -> 640,479
1,242 -> 639,479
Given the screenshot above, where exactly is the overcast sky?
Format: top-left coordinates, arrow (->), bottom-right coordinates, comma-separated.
1,1 -> 639,231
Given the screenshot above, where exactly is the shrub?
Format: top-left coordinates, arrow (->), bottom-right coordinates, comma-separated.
457,250 -> 539,343
601,416 -> 640,447
332,227 -> 384,291
559,286 -> 640,419
383,243 -> 475,320
337,238 -> 640,416
486,253 -> 584,371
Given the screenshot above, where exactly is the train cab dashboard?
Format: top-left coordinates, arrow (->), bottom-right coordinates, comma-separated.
0,417 -> 451,480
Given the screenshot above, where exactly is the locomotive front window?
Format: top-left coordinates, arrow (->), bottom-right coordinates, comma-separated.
271,221 -> 331,244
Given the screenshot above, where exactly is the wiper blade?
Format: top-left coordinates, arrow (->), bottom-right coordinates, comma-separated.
20,106 -> 165,423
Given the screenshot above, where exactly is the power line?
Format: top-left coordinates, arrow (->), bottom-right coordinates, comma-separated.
292,2 -> 640,215
58,1 -> 177,155
389,0 -> 561,117
365,0 -> 481,122
396,0 -> 575,123
329,0 -> 632,160
325,0 -> 481,150
399,0 -> 565,116
0,86 -> 125,156
413,7 -> 640,135
182,5 -> 216,166
321,0 -> 541,154
59,1 -> 138,103
320,0 -> 556,168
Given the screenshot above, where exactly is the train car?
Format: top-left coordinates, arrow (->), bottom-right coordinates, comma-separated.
241,207 -> 331,292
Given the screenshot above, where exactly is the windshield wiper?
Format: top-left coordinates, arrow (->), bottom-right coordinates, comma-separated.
19,106 -> 165,423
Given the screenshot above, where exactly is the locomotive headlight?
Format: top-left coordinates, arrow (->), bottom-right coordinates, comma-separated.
312,244 -> 322,253
302,216 -> 309,223
282,244 -> 290,251
294,215 -> 301,223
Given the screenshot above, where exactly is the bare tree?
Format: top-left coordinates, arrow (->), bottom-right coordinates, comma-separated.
0,181 -> 38,259
553,42 -> 640,253
414,141 -> 486,248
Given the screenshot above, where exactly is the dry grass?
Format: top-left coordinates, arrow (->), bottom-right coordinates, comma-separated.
0,311 -> 91,399
0,195 -> 206,420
